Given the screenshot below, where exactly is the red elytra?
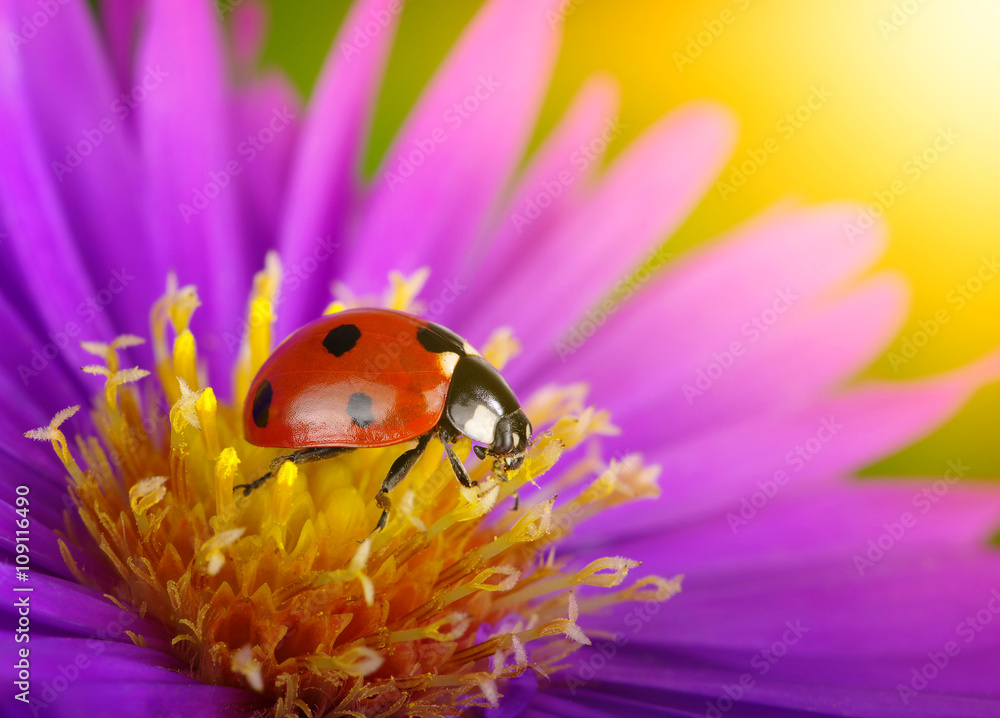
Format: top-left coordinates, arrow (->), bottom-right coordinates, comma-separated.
243,308 -> 458,449
238,308 -> 532,532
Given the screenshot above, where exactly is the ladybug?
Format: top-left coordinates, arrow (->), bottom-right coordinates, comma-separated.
236,308 -> 532,531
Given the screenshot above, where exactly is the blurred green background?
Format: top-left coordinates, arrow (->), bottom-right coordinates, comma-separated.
258,0 -> 1000,479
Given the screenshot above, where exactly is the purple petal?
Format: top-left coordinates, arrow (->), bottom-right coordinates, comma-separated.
0,565 -> 171,652
228,72 -> 301,257
97,0 -> 146,89
0,638 -> 263,717
340,0 -> 564,303
555,273 -> 906,445
545,647 -> 1000,717
0,15 -> 117,355
464,101 -> 736,358
446,75 -> 620,328
3,0 -> 160,337
133,0 -> 252,380
587,356 -> 1000,532
229,0 -> 267,71
524,203 -> 887,393
583,483 -> 1000,657
0,291 -> 91,421
275,0 -> 402,336
0,501 -> 77,579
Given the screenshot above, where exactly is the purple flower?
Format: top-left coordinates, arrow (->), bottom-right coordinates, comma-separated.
2,0 -> 1000,716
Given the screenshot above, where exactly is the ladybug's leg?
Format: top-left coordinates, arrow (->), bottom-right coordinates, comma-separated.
373,431 -> 433,533
440,434 -> 476,489
234,446 -> 353,496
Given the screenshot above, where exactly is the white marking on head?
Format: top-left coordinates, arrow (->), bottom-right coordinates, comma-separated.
513,433 -> 521,448
438,351 -> 460,376
463,404 -> 499,444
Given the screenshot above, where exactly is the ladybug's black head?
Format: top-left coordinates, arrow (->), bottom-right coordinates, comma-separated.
472,409 -> 531,470
491,409 -> 532,466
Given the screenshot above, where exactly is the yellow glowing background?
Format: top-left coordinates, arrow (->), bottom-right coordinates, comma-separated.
261,0 -> 1000,478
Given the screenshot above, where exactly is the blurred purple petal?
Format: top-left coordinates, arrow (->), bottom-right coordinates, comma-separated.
447,75 -> 620,329
133,0 -> 253,377
0,638 -> 264,717
276,0 -> 402,336
341,0 -> 563,302
468,101 -> 736,358
0,565 -> 171,651
97,0 -> 146,89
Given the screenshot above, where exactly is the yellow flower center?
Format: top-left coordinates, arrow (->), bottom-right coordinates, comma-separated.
26,256 -> 680,717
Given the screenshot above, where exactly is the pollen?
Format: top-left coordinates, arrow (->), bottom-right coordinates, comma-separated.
25,260 -> 679,717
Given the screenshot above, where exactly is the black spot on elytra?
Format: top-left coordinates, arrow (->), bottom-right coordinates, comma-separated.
346,392 -> 375,428
417,323 -> 467,356
252,380 -> 273,428
323,324 -> 361,357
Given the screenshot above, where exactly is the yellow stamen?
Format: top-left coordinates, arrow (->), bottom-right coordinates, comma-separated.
32,268 -> 678,717
482,327 -> 521,370
196,388 -> 220,459
271,461 -> 298,535
172,329 -> 199,391
384,267 -> 430,312
23,405 -> 84,483
213,447 -> 239,525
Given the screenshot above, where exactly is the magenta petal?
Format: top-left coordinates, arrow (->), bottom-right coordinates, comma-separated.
524,203 -> 887,391
446,76 -> 620,329
229,0 -> 268,71
568,485 -> 1000,707
467,101 -> 736,358
0,502 -> 77,579
0,565 -> 171,652
4,0 -> 159,336
545,648 -> 1000,717
133,0 -> 252,378
560,273 -> 907,443
229,72 -> 301,254
97,0 -> 146,89
340,0 -> 563,302
275,0 -> 401,336
0,292 -> 89,425
579,356 -> 1000,533
0,638 -> 263,717
0,27 -> 115,353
